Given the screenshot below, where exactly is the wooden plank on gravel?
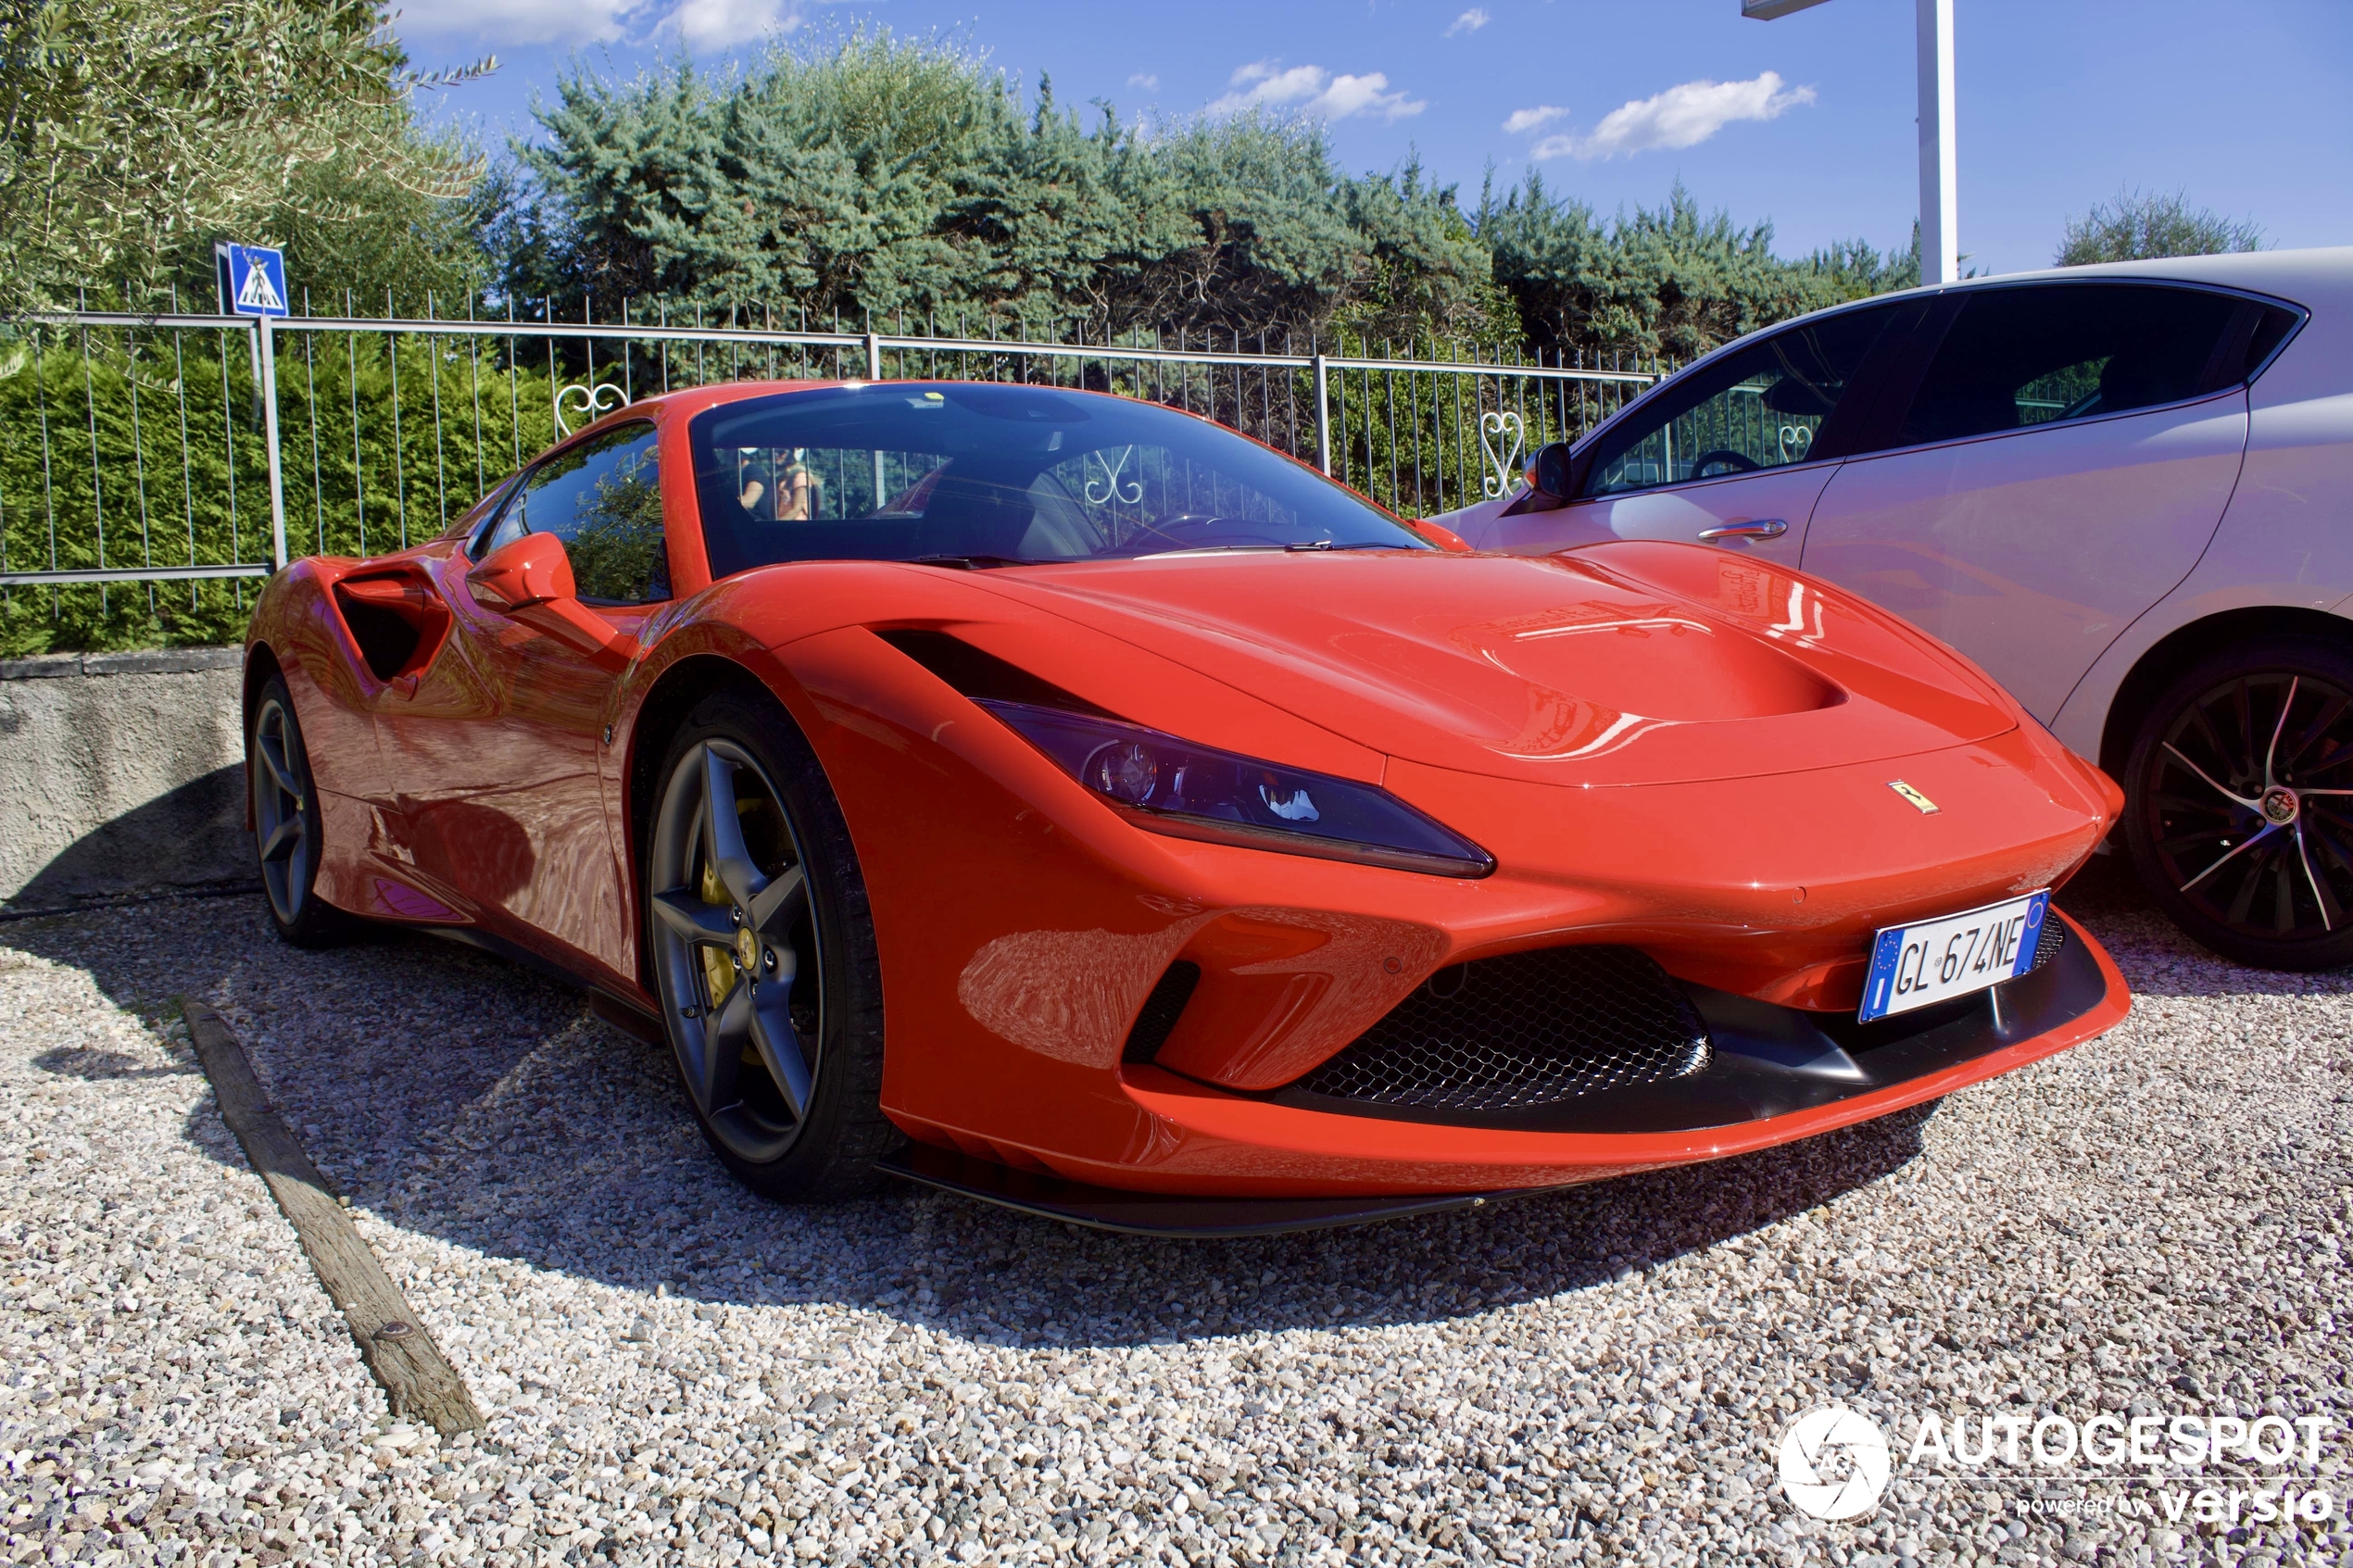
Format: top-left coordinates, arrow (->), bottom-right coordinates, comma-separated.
182,1000 -> 484,1436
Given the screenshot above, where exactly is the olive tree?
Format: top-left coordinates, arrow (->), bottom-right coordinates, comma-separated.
0,0 -> 490,315
2057,188 -> 2262,267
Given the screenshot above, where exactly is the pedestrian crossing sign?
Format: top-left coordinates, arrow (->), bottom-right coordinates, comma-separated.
215,242 -> 289,318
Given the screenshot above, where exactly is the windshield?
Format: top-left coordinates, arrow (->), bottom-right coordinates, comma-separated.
689,383 -> 1428,575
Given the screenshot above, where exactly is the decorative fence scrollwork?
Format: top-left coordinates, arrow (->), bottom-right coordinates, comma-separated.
1083,445 -> 1145,508
554,382 -> 631,437
1479,410 -> 1527,499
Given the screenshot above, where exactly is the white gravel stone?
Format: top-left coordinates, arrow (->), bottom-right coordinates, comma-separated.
0,860 -> 2346,1567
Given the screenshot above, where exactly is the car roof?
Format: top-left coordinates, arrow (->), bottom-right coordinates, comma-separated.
1890,244 -> 2351,311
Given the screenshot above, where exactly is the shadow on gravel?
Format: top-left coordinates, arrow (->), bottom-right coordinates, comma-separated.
0,890 -> 2037,1361
32,1044 -> 203,1081
2055,853 -> 2353,999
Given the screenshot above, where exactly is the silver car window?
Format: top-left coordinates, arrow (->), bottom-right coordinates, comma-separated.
1894,284 -> 2246,446
1582,303 -> 1907,497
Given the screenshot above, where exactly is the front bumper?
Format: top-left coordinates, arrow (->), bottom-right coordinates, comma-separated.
888,909 -> 2127,1214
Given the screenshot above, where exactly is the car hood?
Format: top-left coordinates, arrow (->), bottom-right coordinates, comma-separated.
963,545 -> 2021,788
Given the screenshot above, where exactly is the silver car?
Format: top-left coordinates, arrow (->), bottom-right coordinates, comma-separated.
1435,248 -> 2353,971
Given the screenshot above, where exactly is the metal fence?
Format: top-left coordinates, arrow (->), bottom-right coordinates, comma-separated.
0,298 -> 1665,607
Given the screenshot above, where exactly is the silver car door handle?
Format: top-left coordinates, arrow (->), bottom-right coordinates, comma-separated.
1697,518 -> 1789,542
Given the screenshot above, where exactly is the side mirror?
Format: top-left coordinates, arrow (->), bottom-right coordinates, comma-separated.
1525,441 -> 1580,500
465,530 -> 573,612
465,533 -> 636,671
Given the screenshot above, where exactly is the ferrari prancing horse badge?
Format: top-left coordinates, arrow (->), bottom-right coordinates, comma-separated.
1887,780 -> 1941,815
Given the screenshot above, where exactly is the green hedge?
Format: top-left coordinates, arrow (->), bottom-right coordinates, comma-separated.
0,327 -> 573,653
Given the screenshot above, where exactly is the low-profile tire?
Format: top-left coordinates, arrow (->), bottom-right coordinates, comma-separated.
644,686 -> 897,1200
249,673 -> 356,949
2123,634 -> 2353,971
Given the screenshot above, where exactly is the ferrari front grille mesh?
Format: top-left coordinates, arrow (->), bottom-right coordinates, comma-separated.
1294,946 -> 1710,1111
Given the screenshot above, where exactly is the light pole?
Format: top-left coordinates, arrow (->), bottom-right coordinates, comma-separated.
1743,0 -> 1959,285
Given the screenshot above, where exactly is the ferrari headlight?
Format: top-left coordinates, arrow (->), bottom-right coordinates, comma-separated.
981,700 -> 1495,878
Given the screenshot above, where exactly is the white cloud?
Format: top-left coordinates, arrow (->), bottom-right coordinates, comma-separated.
1315,71 -> 1426,120
387,0 -> 799,47
1530,70 -> 1814,160
669,0 -> 799,47
1209,61 -> 1328,113
1444,7 -> 1489,34
1127,71 -> 1160,90
1207,59 -> 1426,122
1502,105 -> 1566,134
390,0 -> 635,44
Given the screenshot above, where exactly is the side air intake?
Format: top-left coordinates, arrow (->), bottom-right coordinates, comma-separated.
1122,961 -> 1202,1064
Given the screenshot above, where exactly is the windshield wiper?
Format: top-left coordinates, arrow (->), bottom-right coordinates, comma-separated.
908,553 -> 1026,571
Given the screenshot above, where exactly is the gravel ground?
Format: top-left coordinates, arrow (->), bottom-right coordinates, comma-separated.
1,859 -> 2348,1568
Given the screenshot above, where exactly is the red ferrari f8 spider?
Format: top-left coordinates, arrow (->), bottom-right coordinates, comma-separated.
242,380 -> 2129,1234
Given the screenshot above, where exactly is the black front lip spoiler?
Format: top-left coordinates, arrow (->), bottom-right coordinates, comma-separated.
875,1144 -> 1531,1238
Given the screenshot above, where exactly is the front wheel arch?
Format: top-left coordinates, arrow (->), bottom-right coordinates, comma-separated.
623,655 -> 777,992
241,643 -> 285,834
641,684 -> 896,1198
2098,606 -> 2353,785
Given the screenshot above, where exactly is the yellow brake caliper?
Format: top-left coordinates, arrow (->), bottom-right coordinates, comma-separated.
697,853 -> 737,1011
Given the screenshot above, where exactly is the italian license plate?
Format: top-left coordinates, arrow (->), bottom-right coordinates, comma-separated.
1858,890 -> 2050,1022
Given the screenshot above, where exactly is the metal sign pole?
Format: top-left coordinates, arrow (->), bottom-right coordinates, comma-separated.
257,317 -> 288,571
1743,0 -> 1957,284
863,332 -> 887,504
1312,352 -> 1332,476
1916,0 -> 1959,284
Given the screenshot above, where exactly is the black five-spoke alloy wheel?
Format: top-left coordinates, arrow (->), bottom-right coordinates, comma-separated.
2126,636 -> 2353,971
646,688 -> 893,1198
250,673 -> 351,948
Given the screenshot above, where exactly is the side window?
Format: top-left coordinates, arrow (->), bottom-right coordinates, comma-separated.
478,423 -> 668,603
1895,284 -> 2246,446
1583,303 -> 1906,497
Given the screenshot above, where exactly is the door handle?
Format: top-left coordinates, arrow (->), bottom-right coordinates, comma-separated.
1697,518 -> 1789,543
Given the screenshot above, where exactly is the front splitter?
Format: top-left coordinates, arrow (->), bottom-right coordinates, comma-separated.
875,1143 -> 1532,1237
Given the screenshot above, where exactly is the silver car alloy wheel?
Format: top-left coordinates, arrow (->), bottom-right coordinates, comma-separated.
648,738 -> 825,1164
2145,671 -> 2353,943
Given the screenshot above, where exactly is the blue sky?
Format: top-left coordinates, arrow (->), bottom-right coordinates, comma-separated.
398,0 -> 2353,278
